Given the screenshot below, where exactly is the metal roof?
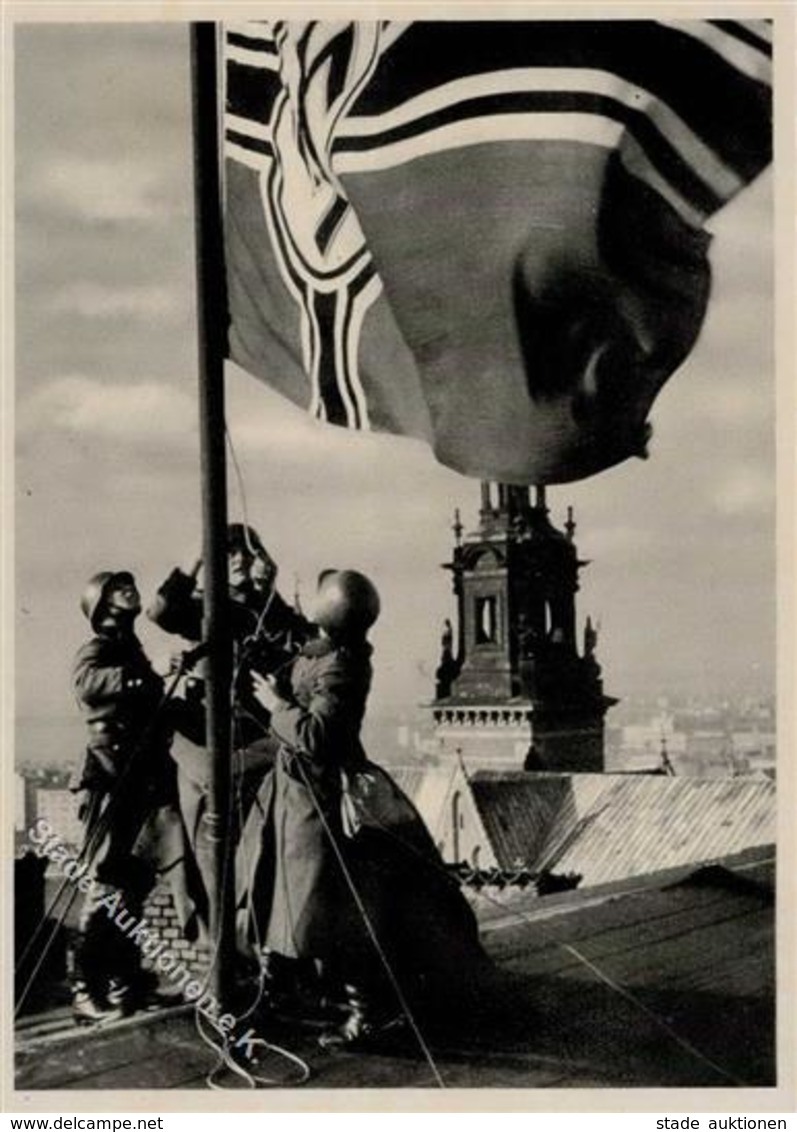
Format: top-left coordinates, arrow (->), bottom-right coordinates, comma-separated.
542,775 -> 775,886
463,772 -> 775,886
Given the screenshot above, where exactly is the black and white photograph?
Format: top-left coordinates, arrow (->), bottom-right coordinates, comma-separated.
5,6 -> 791,1108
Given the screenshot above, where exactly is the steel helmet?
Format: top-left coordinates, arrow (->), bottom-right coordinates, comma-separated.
313,570 -> 380,638
227,524 -> 264,555
80,571 -> 135,631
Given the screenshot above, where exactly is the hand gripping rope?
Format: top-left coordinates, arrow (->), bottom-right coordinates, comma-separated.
186,622 -> 313,1089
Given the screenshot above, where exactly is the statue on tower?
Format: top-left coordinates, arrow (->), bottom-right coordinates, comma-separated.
435,617 -> 461,700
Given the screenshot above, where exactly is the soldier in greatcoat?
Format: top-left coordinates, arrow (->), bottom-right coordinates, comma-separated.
147,524 -> 313,941
70,570 -> 192,1022
147,524 -> 305,662
246,569 -> 487,1045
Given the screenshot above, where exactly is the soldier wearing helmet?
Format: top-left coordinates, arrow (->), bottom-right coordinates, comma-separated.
246,568 -> 486,1044
70,570 -> 177,1023
311,569 -> 381,640
146,526 -> 313,940
146,522 -> 312,769
147,524 -> 304,654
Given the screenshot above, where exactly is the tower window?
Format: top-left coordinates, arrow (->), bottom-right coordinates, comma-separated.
475,595 -> 499,644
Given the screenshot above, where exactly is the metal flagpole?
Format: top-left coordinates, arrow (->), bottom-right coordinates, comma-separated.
190,22 -> 235,1010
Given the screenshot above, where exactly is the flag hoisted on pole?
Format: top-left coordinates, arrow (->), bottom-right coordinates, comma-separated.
219,19 -> 772,485
187,14 -> 772,1028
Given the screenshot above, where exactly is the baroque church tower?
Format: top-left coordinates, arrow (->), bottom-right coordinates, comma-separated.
431,483 -> 616,773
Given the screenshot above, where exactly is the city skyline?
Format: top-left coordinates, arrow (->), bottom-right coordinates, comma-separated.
13,22 -> 776,737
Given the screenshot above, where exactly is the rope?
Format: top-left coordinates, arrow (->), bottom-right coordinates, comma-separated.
29,470 -> 707,1087
14,654 -> 199,1016
308,783 -> 749,1088
225,426 -> 253,544
196,1005 -> 310,1089
16,436 -> 309,1083
229,574 -> 445,1087
559,942 -> 747,1086
228,743 -> 266,1026
188,703 -> 237,1079
16,649 -> 196,951
379,828 -> 747,1085
188,648 -> 311,1089
290,751 -> 446,1088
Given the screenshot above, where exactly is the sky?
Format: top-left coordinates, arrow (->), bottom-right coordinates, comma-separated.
12,21 -> 776,732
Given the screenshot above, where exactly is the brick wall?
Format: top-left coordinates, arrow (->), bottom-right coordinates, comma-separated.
142,883 -> 210,974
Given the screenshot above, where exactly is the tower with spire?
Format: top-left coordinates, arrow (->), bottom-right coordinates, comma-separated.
431,483 -> 616,773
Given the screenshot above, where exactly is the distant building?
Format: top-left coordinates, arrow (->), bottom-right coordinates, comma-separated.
15,773 -> 31,833
35,787 -> 83,851
731,730 -> 776,773
14,773 -> 38,857
430,483 -> 616,773
608,713 -> 688,773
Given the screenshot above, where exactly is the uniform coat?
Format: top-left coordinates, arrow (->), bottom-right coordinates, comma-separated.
147,567 -> 310,752
239,634 -> 487,1011
71,628 -> 174,843
71,626 -> 196,989
147,568 -> 307,664
258,636 -> 372,960
147,568 -> 313,938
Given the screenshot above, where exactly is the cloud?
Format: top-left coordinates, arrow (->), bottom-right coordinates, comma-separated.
579,523 -> 662,559
707,170 -> 772,244
710,466 -> 775,517
18,376 -> 197,440
225,366 -> 443,478
25,156 -> 179,223
682,373 -> 774,428
48,281 -> 183,321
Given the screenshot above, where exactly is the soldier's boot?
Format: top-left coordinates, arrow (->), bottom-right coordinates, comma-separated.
106,976 -> 138,1015
259,949 -> 303,1012
120,969 -> 183,1013
72,982 -> 123,1026
107,967 -> 177,1015
318,984 -> 405,1049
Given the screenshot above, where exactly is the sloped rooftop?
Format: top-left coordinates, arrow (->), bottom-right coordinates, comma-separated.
468,772 -> 775,886
469,773 -> 572,867
14,847 -> 775,1092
